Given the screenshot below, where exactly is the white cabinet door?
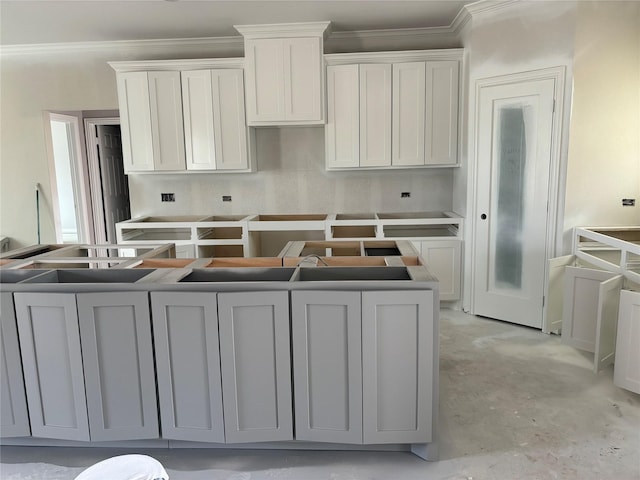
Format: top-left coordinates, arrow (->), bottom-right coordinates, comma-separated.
182,70 -> 217,170
117,71 -> 185,172
425,61 -> 459,165
245,37 -> 324,125
77,292 -> 158,441
151,292 -> 225,442
593,276 -> 623,373
614,290 -> 640,393
218,291 -> 293,443
148,71 -> 187,171
291,291 -> 362,444
283,37 -> 323,123
244,38 -> 284,123
362,290 -> 434,444
421,239 -> 461,301
14,293 -> 90,441
392,62 -> 426,167
543,255 -> 575,334
212,69 -> 249,170
562,266 -> 620,352
359,64 -> 392,168
0,292 -> 30,437
117,72 -> 154,172
325,65 -> 360,169
182,69 -> 249,171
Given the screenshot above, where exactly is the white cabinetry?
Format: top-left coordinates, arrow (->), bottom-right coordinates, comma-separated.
614,290 -> 640,393
236,22 -> 330,126
182,69 -> 250,171
116,71 -> 186,173
325,50 -> 462,170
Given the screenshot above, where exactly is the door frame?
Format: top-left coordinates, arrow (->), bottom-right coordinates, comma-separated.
467,66 -> 568,320
84,117 -> 120,244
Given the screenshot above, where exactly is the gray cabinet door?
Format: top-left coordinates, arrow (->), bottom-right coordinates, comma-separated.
218,291 -> 293,443
77,292 -> 158,441
362,290 -> 434,444
0,292 -> 30,437
14,293 -> 90,441
151,292 -> 225,442
291,290 -> 362,443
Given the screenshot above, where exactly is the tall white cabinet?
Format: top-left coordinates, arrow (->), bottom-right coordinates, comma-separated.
325,50 -> 462,170
235,22 -> 330,126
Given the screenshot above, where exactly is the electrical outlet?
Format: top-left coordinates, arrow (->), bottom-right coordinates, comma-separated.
622,198 -> 635,206
222,195 -> 232,202
161,193 -> 175,202
401,192 -> 411,198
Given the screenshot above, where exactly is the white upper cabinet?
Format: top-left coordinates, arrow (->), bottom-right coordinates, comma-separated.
236,22 -> 330,126
116,71 -> 186,173
182,69 -> 249,171
324,50 -> 462,170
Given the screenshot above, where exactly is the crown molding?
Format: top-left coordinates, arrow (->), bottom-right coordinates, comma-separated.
108,57 -> 245,72
463,0 -> 521,18
325,48 -> 463,65
234,21 -> 331,40
0,35 -> 243,57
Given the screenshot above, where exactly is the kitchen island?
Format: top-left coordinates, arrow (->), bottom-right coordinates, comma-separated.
0,241 -> 440,460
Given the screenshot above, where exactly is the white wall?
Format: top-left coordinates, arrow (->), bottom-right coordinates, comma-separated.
128,127 -> 454,217
563,0 -> 640,244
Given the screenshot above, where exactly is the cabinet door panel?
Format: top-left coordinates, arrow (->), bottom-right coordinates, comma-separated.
14,293 -> 90,441
425,61 -> 459,165
562,266 -> 619,352
77,292 -> 158,441
151,292 -> 225,442
182,70 -> 217,170
148,71 -> 186,171
291,291 -> 362,444
362,290 -> 434,444
0,293 -> 30,437
614,290 -> 640,393
117,72 -> 154,172
245,38 -> 285,123
212,69 -> 249,170
284,37 -> 323,122
218,291 -> 293,443
326,65 -> 360,169
421,240 -> 461,301
594,276 -> 623,373
543,255 -> 575,334
392,62 -> 426,166
359,64 -> 392,167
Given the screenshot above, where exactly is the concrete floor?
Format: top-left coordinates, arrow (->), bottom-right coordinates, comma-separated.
1,309 -> 639,479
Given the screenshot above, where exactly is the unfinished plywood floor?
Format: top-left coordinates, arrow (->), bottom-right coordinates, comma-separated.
1,309 -> 638,480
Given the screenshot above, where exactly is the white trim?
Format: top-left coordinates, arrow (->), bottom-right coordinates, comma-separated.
464,0 -> 521,17
108,57 -> 245,73
0,36 -> 243,57
234,22 -> 331,39
325,48 -> 463,65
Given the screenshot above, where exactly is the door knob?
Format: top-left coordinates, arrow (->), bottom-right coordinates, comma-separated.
480,214 -> 487,220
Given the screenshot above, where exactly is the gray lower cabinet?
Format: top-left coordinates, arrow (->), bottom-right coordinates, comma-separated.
1,292 -> 31,437
77,292 -> 158,441
151,292 -> 225,442
14,293 -> 90,441
362,290 -> 434,444
291,290 -> 363,443
217,291 -> 293,443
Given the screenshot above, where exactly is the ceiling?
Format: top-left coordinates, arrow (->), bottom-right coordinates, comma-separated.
0,0 -> 474,46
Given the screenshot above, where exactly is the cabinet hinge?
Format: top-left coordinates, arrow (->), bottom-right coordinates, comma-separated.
542,296 -> 546,307
552,100 -> 556,113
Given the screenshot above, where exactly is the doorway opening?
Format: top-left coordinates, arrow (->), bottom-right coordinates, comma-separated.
44,111 -> 130,246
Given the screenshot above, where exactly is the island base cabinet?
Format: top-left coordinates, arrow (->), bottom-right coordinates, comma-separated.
362,290 -> 434,444
218,291 -> 293,443
77,292 -> 158,441
291,291 -> 363,444
151,292 -> 225,442
1,292 -> 31,437
614,290 -> 640,393
14,293 -> 90,441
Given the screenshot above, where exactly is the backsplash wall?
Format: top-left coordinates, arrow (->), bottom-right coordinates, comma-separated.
128,127 -> 455,217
